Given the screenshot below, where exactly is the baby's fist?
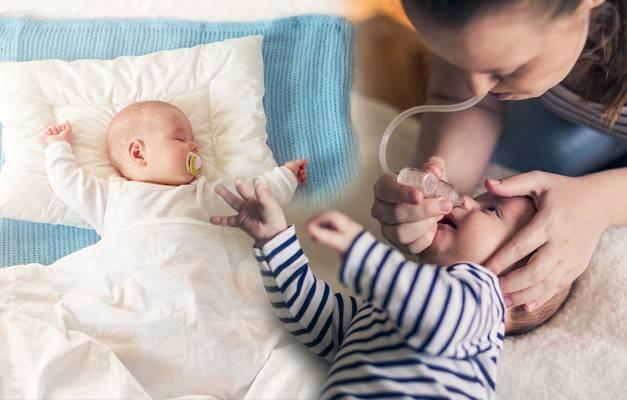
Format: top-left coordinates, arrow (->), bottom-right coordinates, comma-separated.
284,159 -> 308,185
308,211 -> 364,256
43,121 -> 73,145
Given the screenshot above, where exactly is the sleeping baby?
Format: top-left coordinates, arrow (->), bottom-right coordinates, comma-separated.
43,100 -> 307,237
18,100 -> 309,397
211,177 -> 572,399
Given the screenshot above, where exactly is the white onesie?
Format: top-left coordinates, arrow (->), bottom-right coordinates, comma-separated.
45,141 -> 298,236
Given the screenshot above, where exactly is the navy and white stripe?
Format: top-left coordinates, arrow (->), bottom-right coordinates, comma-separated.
542,84 -> 627,138
255,226 -> 505,400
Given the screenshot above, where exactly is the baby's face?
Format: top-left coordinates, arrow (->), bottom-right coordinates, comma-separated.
139,106 -> 199,185
422,193 -> 535,266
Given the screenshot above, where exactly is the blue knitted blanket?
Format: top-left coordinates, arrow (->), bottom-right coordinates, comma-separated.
0,15 -> 356,267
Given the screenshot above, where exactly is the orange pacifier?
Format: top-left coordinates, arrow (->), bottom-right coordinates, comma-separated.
186,152 -> 202,177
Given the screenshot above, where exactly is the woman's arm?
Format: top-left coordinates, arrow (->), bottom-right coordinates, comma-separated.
588,167 -> 627,226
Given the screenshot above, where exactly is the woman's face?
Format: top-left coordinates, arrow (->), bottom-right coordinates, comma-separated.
404,1 -> 603,100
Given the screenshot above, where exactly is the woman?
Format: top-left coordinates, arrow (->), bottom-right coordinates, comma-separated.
372,0 -> 626,312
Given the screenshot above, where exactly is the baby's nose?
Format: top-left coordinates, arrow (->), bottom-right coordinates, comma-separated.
460,195 -> 479,211
190,142 -> 199,152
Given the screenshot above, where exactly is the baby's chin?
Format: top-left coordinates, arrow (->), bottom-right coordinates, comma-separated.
421,242 -> 456,266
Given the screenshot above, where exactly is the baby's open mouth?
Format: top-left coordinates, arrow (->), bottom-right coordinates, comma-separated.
439,215 -> 457,229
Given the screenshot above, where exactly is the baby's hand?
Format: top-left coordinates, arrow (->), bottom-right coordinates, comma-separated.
283,159 -> 308,185
308,211 -> 364,256
43,121 -> 73,145
211,179 -> 288,247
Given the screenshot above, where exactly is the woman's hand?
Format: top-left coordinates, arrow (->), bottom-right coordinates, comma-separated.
211,178 -> 288,247
371,157 -> 453,254
484,171 -> 609,311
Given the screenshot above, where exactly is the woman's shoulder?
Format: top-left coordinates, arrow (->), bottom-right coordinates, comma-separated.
541,82 -> 627,137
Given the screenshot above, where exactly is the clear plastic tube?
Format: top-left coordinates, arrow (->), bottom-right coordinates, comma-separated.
378,95 -> 485,204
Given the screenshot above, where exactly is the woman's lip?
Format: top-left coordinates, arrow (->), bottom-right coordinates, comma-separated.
490,92 -> 513,100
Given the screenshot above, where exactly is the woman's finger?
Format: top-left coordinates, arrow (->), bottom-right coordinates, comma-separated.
422,156 -> 447,181
485,170 -> 550,198
498,242 -> 556,294
372,197 -> 447,225
407,222 -> 438,254
374,174 -> 422,205
381,217 -> 437,246
500,245 -> 562,308
485,215 -> 548,274
505,279 -> 547,309
518,264 -> 571,311
215,184 -> 243,211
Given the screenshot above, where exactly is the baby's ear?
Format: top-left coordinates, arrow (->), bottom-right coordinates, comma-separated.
128,140 -> 146,165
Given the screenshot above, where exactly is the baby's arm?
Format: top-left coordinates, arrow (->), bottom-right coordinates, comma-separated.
211,179 -> 361,362
255,159 -> 307,205
44,122 -> 108,232
203,160 -> 306,216
255,225 -> 363,362
340,231 -> 505,358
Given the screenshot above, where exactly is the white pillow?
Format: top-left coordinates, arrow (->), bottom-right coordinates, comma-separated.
0,35 -> 277,229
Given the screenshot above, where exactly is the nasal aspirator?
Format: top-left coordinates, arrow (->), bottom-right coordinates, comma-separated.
378,95 -> 485,207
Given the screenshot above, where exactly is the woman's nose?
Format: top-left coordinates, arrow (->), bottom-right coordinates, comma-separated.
467,72 -> 499,97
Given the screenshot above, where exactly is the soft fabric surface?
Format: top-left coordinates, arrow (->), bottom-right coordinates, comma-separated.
0,35 -> 275,228
0,15 -> 355,207
498,225 -> 627,399
0,219 -> 326,399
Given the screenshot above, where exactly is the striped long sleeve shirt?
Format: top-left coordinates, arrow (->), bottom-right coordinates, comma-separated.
254,226 -> 505,400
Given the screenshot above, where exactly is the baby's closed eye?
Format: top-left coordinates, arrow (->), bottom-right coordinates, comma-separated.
482,206 -> 501,218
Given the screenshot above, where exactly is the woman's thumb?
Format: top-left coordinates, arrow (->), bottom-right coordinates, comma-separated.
485,171 -> 547,197
423,156 -> 447,181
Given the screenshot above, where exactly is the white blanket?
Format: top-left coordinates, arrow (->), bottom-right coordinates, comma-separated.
0,219 -> 326,399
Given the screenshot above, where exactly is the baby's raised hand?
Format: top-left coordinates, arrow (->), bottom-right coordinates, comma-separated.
211,178 -> 288,247
283,159 -> 308,185
43,121 -> 73,145
308,211 -> 364,256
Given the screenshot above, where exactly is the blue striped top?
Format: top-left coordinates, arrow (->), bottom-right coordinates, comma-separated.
254,226 -> 505,400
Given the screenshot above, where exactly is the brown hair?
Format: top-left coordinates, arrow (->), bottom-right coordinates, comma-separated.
404,0 -> 626,129
577,0 -> 626,128
506,285 -> 572,335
